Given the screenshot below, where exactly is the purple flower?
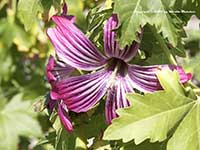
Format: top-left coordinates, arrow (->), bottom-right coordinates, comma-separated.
46,12 -> 192,125
46,55 -> 74,87
57,101 -> 73,132
46,55 -> 74,132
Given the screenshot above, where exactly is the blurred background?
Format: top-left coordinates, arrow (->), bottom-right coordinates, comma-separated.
0,0 -> 199,150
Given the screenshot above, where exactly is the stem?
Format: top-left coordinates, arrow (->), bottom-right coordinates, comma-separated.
149,25 -> 177,65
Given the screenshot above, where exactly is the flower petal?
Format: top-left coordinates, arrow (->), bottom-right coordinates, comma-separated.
105,76 -> 133,124
103,14 -> 118,58
58,103 -> 73,132
46,55 -> 74,84
47,16 -> 107,71
127,64 -> 192,92
167,65 -> 192,83
47,98 -> 57,112
103,14 -> 142,61
121,28 -> 143,62
61,3 -> 76,23
54,69 -> 112,112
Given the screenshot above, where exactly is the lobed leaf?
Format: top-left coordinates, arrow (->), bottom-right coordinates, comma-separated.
17,0 -> 43,31
114,0 -> 199,48
167,100 -> 200,150
0,94 -> 42,150
103,70 -> 195,145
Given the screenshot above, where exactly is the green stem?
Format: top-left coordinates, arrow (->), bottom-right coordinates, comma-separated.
149,25 -> 177,65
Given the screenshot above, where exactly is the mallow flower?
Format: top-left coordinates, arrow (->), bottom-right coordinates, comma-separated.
46,55 -> 74,132
46,7 -> 192,129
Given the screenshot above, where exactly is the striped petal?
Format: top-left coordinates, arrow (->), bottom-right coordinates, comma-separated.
103,14 -> 142,62
47,98 -> 57,112
105,76 -> 133,124
54,69 -> 112,112
47,16 -> 107,71
61,3 -> 76,23
168,65 -> 192,83
46,55 -> 74,84
58,102 -> 73,132
127,64 -> 192,93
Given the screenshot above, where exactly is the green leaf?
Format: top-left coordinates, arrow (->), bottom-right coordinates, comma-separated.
105,0 -> 113,9
53,127 -> 88,150
139,25 -> 185,65
103,69 -> 194,144
37,131 -> 56,146
122,140 -> 166,150
139,25 -> 168,64
74,113 -> 107,140
114,0 -> 179,47
55,128 -> 76,150
41,0 -> 63,21
17,0 -> 43,31
167,100 -> 200,150
163,0 -> 200,18
86,7 -> 112,52
182,53 -> 200,82
113,0 -> 198,48
0,19 -> 16,48
0,94 -> 42,150
13,24 -> 36,52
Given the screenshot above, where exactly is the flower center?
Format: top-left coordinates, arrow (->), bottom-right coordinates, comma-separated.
107,57 -> 128,77
106,58 -> 128,88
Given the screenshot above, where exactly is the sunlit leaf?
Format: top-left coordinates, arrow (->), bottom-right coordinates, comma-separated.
114,0 -> 199,48
41,0 -> 62,21
17,0 -> 43,31
122,140 -> 166,150
167,100 -> 200,150
0,94 -> 42,150
105,0 -> 113,9
103,70 -> 194,144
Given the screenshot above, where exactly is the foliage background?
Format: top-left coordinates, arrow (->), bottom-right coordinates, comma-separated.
0,0 -> 200,150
